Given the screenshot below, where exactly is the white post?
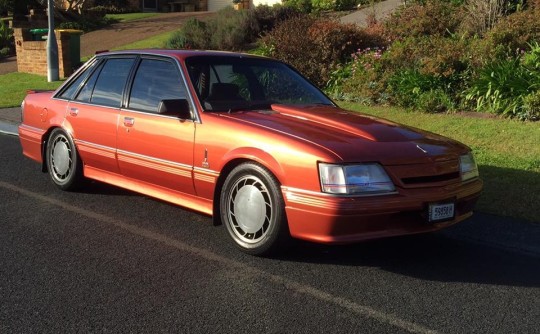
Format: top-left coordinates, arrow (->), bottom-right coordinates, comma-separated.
47,0 -> 59,82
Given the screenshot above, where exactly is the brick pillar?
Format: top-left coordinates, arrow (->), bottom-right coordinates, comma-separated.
14,28 -> 78,78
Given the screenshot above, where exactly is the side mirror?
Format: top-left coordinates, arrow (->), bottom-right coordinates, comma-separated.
157,99 -> 192,119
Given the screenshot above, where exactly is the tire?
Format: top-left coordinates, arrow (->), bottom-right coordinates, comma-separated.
46,128 -> 84,191
220,162 -> 290,256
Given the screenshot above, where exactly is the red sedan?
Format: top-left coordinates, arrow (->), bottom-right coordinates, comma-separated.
19,50 -> 482,255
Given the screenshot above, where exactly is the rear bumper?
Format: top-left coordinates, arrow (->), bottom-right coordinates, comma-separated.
282,179 -> 482,244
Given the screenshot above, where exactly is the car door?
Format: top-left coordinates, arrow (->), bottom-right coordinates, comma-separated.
116,56 -> 196,195
65,56 -> 136,173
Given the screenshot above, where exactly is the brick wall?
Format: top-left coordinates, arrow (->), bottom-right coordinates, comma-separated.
14,28 -> 79,79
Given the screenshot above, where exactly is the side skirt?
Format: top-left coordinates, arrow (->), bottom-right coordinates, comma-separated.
84,165 -> 214,216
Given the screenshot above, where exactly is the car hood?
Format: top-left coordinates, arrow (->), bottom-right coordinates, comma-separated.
220,104 -> 467,165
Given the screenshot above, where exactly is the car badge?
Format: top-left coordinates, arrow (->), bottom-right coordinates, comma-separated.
202,149 -> 210,168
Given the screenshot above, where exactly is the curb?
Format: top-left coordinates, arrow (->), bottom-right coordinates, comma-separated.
0,121 -> 18,136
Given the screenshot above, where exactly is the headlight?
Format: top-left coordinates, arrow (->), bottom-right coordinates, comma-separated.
319,163 -> 395,195
460,152 -> 479,181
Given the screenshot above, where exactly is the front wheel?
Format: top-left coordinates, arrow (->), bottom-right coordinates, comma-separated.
220,163 -> 290,256
46,128 -> 84,191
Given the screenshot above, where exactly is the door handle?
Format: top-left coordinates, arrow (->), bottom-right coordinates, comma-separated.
69,108 -> 79,116
123,117 -> 135,127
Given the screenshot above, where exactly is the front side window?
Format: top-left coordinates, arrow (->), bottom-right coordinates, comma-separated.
128,58 -> 187,113
185,56 -> 333,112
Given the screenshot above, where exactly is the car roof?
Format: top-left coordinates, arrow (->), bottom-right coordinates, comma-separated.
96,49 -> 270,61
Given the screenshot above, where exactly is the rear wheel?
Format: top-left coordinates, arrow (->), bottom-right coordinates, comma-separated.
220,162 -> 290,256
46,128 -> 83,191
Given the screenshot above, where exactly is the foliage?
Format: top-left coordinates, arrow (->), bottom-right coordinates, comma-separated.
465,49 -> 540,119
260,16 -> 383,88
166,7 -> 258,51
0,0 -> 14,14
88,5 -> 138,14
481,5 -> 540,59
383,0 -> 462,41
327,47 -> 388,104
0,20 -> 13,51
58,15 -> 113,31
321,0 -> 540,120
459,0 -> 505,36
165,18 -> 208,49
522,90 -> 540,121
207,7 -> 259,50
252,4 -> 300,33
282,0 -> 312,13
0,46 -> 9,57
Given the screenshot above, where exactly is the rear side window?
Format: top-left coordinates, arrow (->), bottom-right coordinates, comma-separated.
90,58 -> 135,107
128,58 -> 187,113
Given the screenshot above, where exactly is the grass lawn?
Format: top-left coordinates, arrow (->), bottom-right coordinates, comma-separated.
105,13 -> 159,22
112,30 -> 175,50
0,73 -> 63,108
0,72 -> 537,223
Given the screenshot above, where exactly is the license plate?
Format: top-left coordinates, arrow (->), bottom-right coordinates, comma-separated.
428,203 -> 455,223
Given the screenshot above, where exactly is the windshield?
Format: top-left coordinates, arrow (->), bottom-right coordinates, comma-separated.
184,56 -> 334,112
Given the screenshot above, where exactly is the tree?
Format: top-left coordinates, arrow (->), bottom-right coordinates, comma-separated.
0,0 -> 14,15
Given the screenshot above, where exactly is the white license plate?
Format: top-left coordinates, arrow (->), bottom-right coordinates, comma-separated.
429,203 -> 455,222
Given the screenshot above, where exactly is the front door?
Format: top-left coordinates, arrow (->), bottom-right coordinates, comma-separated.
116,57 -> 196,195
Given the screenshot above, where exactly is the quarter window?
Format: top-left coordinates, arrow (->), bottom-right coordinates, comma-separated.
128,59 -> 187,113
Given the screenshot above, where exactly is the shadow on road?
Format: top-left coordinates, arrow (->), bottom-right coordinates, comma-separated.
280,232 -> 540,288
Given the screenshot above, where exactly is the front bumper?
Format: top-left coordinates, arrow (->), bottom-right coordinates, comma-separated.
282,179 -> 482,244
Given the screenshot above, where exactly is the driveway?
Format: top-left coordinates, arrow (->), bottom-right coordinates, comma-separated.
0,12 -> 213,75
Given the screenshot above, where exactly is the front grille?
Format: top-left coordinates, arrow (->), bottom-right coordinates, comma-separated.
385,159 -> 461,188
401,172 -> 460,185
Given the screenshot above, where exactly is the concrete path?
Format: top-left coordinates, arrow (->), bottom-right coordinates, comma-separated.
340,0 -> 405,27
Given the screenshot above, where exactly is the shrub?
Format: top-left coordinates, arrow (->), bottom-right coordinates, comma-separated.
282,0 -> 312,13
387,69 -> 448,109
0,19 -> 13,51
207,7 -> 259,50
165,18 -> 209,49
311,0 -> 334,11
482,6 -> 540,60
252,5 -> 300,33
165,7 -> 258,51
465,58 -> 536,117
459,0 -> 505,37
260,16 -> 383,87
327,47 -> 389,104
522,90 -> 540,121
384,0 -> 462,41
415,88 -> 454,113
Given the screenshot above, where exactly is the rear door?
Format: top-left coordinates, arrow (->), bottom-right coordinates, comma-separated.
65,56 -> 136,173
116,56 -> 196,195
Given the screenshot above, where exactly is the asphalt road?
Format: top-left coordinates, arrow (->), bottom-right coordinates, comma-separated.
1,133 -> 539,333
